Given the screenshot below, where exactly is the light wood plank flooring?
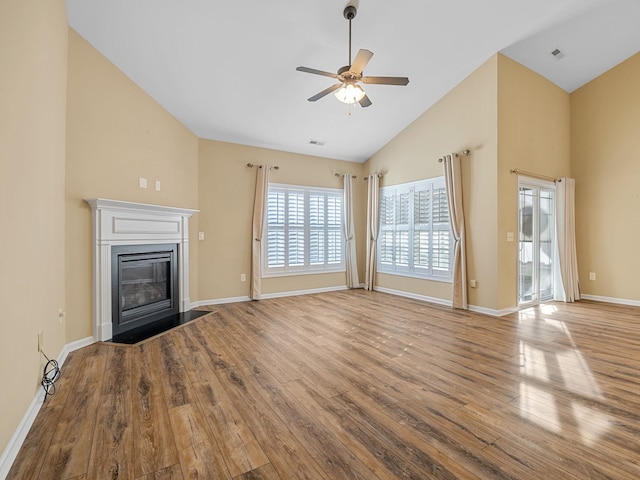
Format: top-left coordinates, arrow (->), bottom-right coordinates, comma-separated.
9,290 -> 640,479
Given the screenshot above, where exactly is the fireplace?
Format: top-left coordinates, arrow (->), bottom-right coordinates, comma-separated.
111,244 -> 179,336
85,198 -> 198,341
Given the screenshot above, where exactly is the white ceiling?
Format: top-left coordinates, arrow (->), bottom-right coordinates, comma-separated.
65,0 -> 640,163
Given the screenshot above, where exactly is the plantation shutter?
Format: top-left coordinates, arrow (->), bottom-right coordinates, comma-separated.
264,184 -> 344,274
414,187 -> 430,272
327,195 -> 342,265
309,193 -> 325,265
379,192 -> 395,267
395,191 -> 410,268
266,190 -> 285,268
287,190 -> 305,267
376,177 -> 453,280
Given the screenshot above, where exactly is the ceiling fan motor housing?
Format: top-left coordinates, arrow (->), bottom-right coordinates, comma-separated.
343,6 -> 357,20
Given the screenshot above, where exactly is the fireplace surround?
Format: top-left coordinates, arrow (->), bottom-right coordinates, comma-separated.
85,198 -> 198,341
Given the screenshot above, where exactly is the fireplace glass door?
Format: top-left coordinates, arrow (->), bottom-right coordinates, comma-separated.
112,244 -> 179,335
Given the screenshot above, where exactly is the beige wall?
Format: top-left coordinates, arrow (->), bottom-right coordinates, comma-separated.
496,55 -> 571,309
197,139 -> 365,301
365,55 -> 499,309
363,54 -> 572,312
65,30 -> 199,341
571,52 -> 640,301
0,0 -> 68,453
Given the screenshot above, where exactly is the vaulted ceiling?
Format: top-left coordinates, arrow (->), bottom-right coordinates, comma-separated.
65,0 -> 640,163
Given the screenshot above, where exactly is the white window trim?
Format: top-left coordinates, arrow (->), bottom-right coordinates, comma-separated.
378,177 -> 453,282
263,183 -> 346,278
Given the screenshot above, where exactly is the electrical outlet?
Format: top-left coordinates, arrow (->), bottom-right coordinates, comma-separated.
240,273 -> 246,282
155,180 -> 161,191
589,272 -> 596,281
37,332 -> 44,352
469,279 -> 477,288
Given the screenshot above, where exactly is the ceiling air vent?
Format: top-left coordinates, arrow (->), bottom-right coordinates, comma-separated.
550,48 -> 565,59
308,139 -> 326,146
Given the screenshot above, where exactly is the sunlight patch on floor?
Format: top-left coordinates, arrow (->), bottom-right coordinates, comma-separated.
540,304 -> 558,315
557,348 -> 603,398
519,340 -> 550,381
516,304 -> 609,446
518,382 -> 561,433
571,402 -> 613,447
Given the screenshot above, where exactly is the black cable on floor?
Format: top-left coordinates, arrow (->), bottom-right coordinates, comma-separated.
40,350 -> 60,400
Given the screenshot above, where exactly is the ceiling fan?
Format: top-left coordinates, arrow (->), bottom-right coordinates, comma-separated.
296,5 -> 409,108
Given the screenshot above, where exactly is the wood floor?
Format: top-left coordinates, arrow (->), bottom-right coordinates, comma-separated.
9,290 -> 640,479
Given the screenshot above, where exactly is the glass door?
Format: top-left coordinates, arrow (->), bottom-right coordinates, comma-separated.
518,180 -> 555,306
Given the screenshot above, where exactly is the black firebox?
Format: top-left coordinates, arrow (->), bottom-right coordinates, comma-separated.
111,243 -> 179,336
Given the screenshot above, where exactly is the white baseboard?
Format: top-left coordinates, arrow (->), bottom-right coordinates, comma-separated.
581,294 -> 640,307
373,286 -> 517,317
468,304 -> 518,317
193,286 -> 350,307
191,296 -> 251,308
0,390 -> 45,480
259,285 -> 348,300
0,336 -> 94,480
57,336 -> 95,366
373,286 -> 453,307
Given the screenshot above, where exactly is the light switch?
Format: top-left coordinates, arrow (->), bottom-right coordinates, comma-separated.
198,232 -> 205,241
506,232 -> 514,242
139,177 -> 147,189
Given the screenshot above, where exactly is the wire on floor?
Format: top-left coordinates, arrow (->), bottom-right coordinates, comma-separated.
40,350 -> 60,400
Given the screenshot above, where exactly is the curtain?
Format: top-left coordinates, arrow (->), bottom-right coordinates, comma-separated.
364,174 -> 380,291
344,174 -> 360,288
250,165 -> 270,300
442,153 -> 468,309
555,178 -> 580,302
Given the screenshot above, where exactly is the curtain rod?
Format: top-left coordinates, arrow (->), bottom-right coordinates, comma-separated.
363,174 -> 383,180
334,173 -> 357,178
246,163 -> 279,170
437,149 -> 471,163
510,168 -> 561,183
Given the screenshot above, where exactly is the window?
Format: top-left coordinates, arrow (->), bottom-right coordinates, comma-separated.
378,177 -> 453,281
264,184 -> 344,276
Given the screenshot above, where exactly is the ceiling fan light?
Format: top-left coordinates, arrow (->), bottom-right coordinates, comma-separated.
334,83 -> 365,104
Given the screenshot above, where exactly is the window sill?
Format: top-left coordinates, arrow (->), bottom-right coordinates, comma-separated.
263,267 -> 346,279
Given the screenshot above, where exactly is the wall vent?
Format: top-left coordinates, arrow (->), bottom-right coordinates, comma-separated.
550,48 -> 565,59
308,139 -> 326,146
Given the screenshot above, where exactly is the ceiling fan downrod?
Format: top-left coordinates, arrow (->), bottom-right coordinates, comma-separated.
344,6 -> 357,67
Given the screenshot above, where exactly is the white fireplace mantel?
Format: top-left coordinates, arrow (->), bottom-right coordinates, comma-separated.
85,198 -> 199,341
